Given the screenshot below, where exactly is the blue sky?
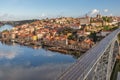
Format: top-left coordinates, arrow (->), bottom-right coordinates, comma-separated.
0,0 -> 120,21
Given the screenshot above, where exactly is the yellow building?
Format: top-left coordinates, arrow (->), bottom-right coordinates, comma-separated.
67,33 -> 72,37
32,35 -> 38,41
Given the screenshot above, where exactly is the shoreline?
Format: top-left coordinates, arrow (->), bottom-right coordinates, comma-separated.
0,39 -> 88,55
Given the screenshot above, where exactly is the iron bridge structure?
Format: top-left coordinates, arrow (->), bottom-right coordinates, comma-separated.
58,28 -> 120,80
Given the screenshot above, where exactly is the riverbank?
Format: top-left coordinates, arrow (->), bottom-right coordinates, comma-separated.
0,25 -> 92,56
0,38 -> 87,58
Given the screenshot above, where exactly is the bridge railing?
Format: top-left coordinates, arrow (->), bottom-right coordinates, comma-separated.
57,28 -> 120,80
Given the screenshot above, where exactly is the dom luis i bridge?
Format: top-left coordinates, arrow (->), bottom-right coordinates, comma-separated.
58,27 -> 120,80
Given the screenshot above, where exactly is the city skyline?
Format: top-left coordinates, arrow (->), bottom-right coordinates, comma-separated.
0,0 -> 120,21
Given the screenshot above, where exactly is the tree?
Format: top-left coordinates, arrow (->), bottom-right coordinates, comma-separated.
2,29 -> 9,33
103,26 -> 109,31
89,32 -> 97,42
68,34 -> 77,40
102,16 -> 108,26
102,16 -> 112,26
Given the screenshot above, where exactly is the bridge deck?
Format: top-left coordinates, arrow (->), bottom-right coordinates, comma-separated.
58,28 -> 120,80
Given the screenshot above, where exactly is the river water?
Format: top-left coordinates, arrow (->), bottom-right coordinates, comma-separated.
0,25 -> 76,80
0,25 -> 13,32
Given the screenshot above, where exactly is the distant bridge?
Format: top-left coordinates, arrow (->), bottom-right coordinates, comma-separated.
58,28 -> 120,80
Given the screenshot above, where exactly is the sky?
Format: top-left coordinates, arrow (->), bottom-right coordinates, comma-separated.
0,0 -> 120,21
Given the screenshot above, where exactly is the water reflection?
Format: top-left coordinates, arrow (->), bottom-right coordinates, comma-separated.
0,43 -> 19,59
0,51 -> 17,59
0,25 -> 13,32
1,40 -> 82,58
0,42 -> 76,80
0,63 -> 72,80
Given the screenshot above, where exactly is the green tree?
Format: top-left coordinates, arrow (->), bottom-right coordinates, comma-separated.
102,16 -> 112,26
102,16 -> 108,22
2,29 -> 9,32
89,32 -> 97,42
68,33 -> 77,40
103,26 -> 109,31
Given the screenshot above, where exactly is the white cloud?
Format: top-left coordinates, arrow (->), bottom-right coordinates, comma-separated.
40,13 -> 47,19
0,46 -> 21,59
41,13 -> 45,17
104,9 -> 108,12
110,13 -> 113,16
0,63 -> 72,80
33,50 -> 56,57
0,52 -> 17,59
88,9 -> 100,16
90,9 -> 99,15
